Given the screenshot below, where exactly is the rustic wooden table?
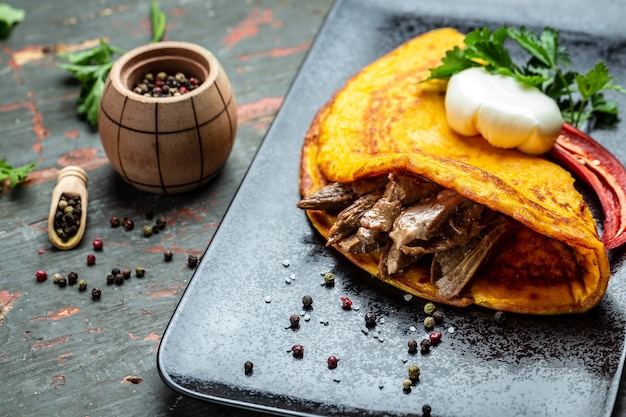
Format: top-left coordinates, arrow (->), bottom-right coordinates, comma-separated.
0,1 -> 331,416
3,1 -> 626,417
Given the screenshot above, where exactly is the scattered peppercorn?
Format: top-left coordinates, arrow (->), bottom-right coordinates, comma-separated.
402,379 -> 412,393
407,339 -> 418,354
432,309 -> 445,325
423,316 -> 435,330
494,311 -> 506,324
302,295 -> 313,310
244,360 -> 254,376
429,331 -> 442,345
86,254 -> 96,266
106,274 -> 115,285
155,216 -> 166,230
187,255 -> 199,268
420,338 -> 432,354
110,216 -> 121,228
53,273 -> 64,285
78,280 -> 87,291
327,355 -> 339,369
123,218 -> 135,231
364,311 -> 377,328
143,225 -> 153,237
408,364 -> 420,381
164,250 -> 173,262
135,267 -> 146,278
289,314 -> 300,329
35,270 -> 48,282
53,194 -> 82,242
291,344 -> 304,359
92,237 -> 103,250
423,302 -> 436,315
114,274 -> 124,285
122,268 -> 131,279
67,271 -> 78,285
323,272 -> 335,286
422,404 -> 432,417
340,296 -> 353,310
92,288 -> 101,300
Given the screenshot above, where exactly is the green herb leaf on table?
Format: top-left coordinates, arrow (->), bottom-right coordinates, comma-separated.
151,0 -> 166,43
0,159 -> 36,191
57,39 -> 125,126
425,26 -> 626,128
0,3 -> 25,39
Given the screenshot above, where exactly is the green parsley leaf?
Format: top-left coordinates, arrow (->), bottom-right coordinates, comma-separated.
57,3 -> 167,127
151,1 -> 166,43
0,3 -> 25,39
0,159 -> 36,190
426,25 -> 626,128
57,39 -> 123,126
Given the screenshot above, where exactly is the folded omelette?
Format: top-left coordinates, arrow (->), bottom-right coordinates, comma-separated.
297,28 -> 611,314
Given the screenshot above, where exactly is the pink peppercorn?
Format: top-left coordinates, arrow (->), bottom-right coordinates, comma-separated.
86,253 -> 96,266
327,356 -> 339,369
35,270 -> 48,282
429,331 -> 442,345
340,296 -> 353,310
92,237 -> 103,250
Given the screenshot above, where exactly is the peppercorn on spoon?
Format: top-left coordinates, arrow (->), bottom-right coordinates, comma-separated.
47,166 -> 88,250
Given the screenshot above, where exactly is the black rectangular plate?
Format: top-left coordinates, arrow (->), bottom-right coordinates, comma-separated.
157,1 -> 626,416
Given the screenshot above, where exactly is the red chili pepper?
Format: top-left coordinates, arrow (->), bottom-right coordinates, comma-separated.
548,123 -> 626,249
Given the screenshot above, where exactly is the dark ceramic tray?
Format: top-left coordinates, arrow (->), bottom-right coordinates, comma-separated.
157,1 -> 626,416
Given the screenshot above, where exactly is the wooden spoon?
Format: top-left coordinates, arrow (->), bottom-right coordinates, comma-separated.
48,166 -> 88,250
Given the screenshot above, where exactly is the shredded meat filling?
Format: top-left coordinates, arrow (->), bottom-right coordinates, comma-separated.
298,172 -> 508,299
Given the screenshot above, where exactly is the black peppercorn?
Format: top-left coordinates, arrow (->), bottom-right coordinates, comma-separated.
155,216 -> 166,230
67,271 -> 78,285
407,339 -> 418,354
114,274 -> 124,285
289,314 -> 300,329
187,255 -> 199,268
364,311 -> 377,328
164,250 -> 173,262
302,295 -> 313,310
432,309 -> 445,324
111,267 -> 121,277
58,277 -> 67,288
244,360 -> 253,376
422,404 -> 432,417
420,338 -> 432,354
494,311 -> 506,324
92,288 -> 101,300
106,274 -> 115,285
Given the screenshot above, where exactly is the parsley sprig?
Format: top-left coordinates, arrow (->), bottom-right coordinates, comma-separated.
0,3 -> 25,39
426,26 -> 626,128
0,159 -> 36,191
57,40 -> 126,126
57,1 -> 166,127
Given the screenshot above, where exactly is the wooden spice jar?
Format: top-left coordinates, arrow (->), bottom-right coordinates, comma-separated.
98,41 -> 237,194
